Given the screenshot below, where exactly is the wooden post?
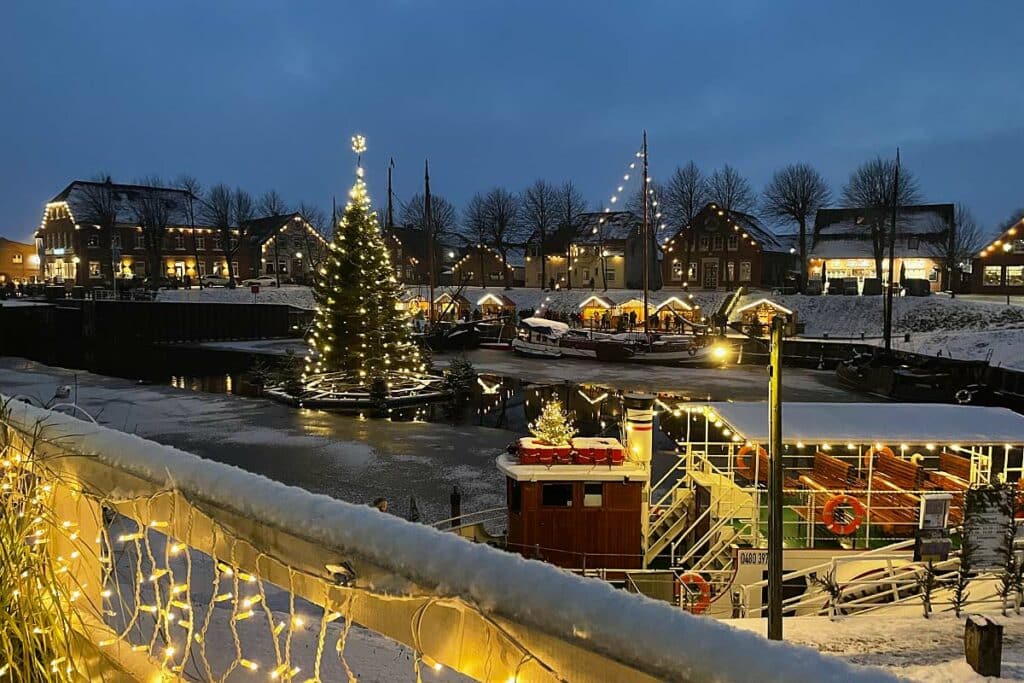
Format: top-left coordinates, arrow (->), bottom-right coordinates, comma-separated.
450,486 -> 461,529
965,614 -> 1002,677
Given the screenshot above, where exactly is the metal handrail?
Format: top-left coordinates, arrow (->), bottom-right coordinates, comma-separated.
430,506 -> 506,529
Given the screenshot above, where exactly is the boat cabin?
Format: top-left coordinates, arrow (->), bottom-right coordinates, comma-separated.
499,436 -> 646,569
731,298 -> 797,336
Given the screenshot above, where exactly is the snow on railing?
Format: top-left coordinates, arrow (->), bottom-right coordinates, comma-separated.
1,396 -> 898,682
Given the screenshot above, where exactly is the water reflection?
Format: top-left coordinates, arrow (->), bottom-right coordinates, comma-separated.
164,371 -> 689,448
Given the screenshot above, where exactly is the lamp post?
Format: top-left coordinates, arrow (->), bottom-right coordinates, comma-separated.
767,315 -> 784,640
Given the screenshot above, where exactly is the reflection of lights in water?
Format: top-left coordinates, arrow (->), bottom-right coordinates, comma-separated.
578,390 -> 609,406
477,377 -> 501,395
225,374 -> 233,394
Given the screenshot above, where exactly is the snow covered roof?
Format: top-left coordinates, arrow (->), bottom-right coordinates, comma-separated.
496,453 -> 648,482
664,204 -> 792,254
48,180 -> 200,227
519,317 -> 570,335
476,292 -> 515,307
734,298 -> 793,315
702,402 -> 1024,445
814,205 -> 953,238
578,295 -> 615,309
574,211 -> 641,243
655,296 -> 694,311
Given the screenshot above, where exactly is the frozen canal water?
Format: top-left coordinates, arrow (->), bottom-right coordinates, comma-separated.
0,353 -> 862,523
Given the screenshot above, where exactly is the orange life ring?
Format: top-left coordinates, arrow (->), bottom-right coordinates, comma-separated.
822,494 -> 866,536
862,445 -> 894,469
736,445 -> 768,479
676,572 -> 711,614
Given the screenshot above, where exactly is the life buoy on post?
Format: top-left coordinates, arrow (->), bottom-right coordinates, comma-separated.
822,494 -> 866,536
862,445 -> 894,469
676,572 -> 711,614
736,445 -> 768,480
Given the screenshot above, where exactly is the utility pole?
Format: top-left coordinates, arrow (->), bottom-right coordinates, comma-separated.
425,160 -> 436,327
883,149 -> 900,353
641,130 -> 650,337
386,157 -> 395,232
767,315 -> 784,640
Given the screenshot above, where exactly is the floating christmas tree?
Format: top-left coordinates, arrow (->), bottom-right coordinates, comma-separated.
529,397 -> 576,446
304,135 -> 427,386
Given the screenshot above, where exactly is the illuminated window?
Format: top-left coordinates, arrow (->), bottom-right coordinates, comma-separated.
1007,266 -> 1024,287
740,261 -> 752,282
671,261 -> 684,280
605,268 -> 616,282
195,236 -> 205,250
688,262 -> 698,280
583,483 -> 603,507
88,261 -> 102,278
12,253 -> 23,264
726,261 -> 736,281
231,261 -> 239,278
983,266 -> 1003,287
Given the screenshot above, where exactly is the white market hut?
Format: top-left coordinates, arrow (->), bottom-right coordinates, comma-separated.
617,298 -> 657,329
477,292 -> 517,318
732,298 -> 797,336
433,291 -> 471,321
654,296 -> 702,329
578,295 -> 616,326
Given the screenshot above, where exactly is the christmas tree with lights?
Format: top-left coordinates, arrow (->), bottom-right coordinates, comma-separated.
529,397 -> 576,446
303,135 -> 427,387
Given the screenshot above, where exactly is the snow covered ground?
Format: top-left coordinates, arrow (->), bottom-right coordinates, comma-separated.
157,283 -> 730,316
728,613 -> 1023,682
731,292 -> 1024,370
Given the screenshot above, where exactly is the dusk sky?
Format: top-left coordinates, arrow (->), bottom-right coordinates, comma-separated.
2,1 -> 1023,242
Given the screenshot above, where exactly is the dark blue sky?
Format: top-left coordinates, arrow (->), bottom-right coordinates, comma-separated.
2,1 -> 1022,241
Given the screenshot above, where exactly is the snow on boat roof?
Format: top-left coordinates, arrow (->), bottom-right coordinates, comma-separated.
520,316 -> 570,332
702,402 -> 1024,445
496,453 -> 649,482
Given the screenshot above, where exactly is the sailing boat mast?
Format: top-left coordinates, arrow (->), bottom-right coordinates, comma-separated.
386,157 -> 395,232
641,131 -> 650,337
425,159 -> 436,327
883,148 -> 900,352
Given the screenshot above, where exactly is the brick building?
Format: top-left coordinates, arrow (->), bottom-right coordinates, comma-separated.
972,213 -> 1024,295
660,203 -> 795,289
36,180 -> 325,287
0,237 -> 42,285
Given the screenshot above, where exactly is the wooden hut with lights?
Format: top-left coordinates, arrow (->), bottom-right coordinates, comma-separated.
732,298 -> 797,336
578,295 -> 616,326
616,298 -> 656,329
433,291 -> 471,321
971,214 -> 1024,295
654,296 -> 702,330
477,292 -> 516,318
400,293 -> 430,317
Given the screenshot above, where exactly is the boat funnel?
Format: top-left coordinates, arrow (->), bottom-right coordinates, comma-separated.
623,392 -> 656,464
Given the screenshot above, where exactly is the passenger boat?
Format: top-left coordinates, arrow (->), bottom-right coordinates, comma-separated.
511,317 -> 730,365
461,397 -> 1024,620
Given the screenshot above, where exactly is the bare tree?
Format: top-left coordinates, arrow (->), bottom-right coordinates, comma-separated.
131,176 -> 173,286
520,180 -> 559,289
174,175 -> 203,287
997,208 -> 1024,234
76,174 -> 120,287
841,157 -> 922,280
662,162 -> 709,289
555,181 -> 587,289
461,193 -> 490,287
202,184 -> 255,286
707,164 -> 756,214
925,203 -> 986,293
483,188 -> 521,289
399,193 -> 458,238
295,201 -> 329,271
257,189 -> 290,217
762,163 -> 832,292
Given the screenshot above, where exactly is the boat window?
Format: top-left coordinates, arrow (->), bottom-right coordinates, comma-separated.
583,483 -> 603,507
509,479 -> 522,513
541,483 -> 573,507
